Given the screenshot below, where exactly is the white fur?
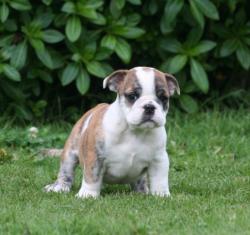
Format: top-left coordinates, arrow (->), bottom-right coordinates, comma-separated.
148,151 -> 170,196
44,181 -> 70,193
135,67 -> 155,96
102,98 -> 170,196
76,180 -> 101,199
81,114 -> 92,135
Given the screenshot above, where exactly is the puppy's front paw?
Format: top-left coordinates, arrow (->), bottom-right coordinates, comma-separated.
151,191 -> 171,197
44,182 -> 70,193
75,188 -> 99,199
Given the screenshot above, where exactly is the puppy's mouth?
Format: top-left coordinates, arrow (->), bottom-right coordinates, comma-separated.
139,116 -> 158,127
141,119 -> 156,125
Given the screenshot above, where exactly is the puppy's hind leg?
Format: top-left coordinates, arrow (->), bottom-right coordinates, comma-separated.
44,148 -> 79,193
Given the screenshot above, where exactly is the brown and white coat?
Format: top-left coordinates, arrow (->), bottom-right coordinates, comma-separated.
44,67 -> 179,198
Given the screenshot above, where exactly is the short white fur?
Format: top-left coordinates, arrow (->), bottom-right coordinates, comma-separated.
135,67 -> 155,96
80,113 -> 92,135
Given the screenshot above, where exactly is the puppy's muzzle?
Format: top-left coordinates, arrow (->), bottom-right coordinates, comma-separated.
143,103 -> 156,116
142,103 -> 157,125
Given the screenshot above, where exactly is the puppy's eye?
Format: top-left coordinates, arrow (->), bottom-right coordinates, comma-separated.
125,92 -> 139,102
157,92 -> 168,103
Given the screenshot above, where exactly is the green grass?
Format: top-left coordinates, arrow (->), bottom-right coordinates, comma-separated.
0,109 -> 250,235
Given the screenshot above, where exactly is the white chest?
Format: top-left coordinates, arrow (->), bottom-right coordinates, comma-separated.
103,131 -> 165,183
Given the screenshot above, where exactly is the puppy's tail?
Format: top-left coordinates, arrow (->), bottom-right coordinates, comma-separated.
40,148 -> 63,157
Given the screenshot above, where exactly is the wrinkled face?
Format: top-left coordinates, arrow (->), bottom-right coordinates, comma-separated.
103,67 -> 180,129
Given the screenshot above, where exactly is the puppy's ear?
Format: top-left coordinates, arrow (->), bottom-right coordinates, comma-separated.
165,73 -> 180,96
103,70 -> 128,92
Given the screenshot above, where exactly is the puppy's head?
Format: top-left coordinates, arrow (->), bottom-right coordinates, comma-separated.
103,67 -> 180,129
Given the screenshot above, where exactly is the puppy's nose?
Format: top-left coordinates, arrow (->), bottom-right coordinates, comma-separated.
143,104 -> 156,115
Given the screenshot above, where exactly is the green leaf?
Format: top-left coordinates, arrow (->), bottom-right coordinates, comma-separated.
3,64 -> 21,81
76,68 -> 90,95
38,70 -> 53,83
0,35 -> 13,47
76,3 -> 98,19
42,0 -> 52,6
0,45 -> 13,60
90,13 -> 106,25
72,53 -> 81,63
179,94 -> 199,113
243,37 -> 250,46
66,16 -> 82,42
62,2 -> 76,14
115,38 -> 131,64
95,48 -> 113,61
190,58 -> 209,93
35,47 -> 53,69
183,82 -> 199,93
234,8 -> 246,26
109,0 -> 121,18
82,42 -> 97,61
42,30 -> 64,43
86,61 -> 108,78
114,0 -> 125,10
167,55 -> 188,74
29,38 -> 45,51
50,49 -> 64,69
0,79 -> 25,101
159,38 -> 182,53
101,35 -> 117,50
112,26 -> 145,39
0,3 -> 9,23
54,14 -> 68,28
191,40 -> 216,55
228,0 -> 237,13
101,63 -> 113,75
193,0 -> 219,20
61,63 -> 80,86
4,19 -> 18,32
127,0 -> 141,5
10,40 -> 27,69
189,0 -> 204,29
160,0 -> 184,34
236,44 -> 250,70
126,13 -> 141,26
34,12 -> 54,29
9,0 -> 32,11
83,0 -> 104,8
220,39 -> 238,57
186,27 -> 203,47
12,104 -> 33,120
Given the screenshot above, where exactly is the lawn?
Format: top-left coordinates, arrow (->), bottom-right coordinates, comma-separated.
0,109 -> 249,235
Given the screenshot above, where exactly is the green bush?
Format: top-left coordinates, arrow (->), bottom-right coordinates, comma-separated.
0,0 -> 249,120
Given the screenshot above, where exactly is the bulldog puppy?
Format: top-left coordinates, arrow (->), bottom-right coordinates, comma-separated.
44,67 -> 180,198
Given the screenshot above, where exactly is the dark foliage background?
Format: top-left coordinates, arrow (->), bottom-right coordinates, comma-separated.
0,0 -> 249,121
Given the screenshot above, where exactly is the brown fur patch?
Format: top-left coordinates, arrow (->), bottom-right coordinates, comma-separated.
119,69 -> 143,96
60,107 -> 97,161
78,103 -> 109,183
104,70 -> 128,92
153,69 -> 170,97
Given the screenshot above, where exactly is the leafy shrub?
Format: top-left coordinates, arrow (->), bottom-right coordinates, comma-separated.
0,0 -> 249,120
